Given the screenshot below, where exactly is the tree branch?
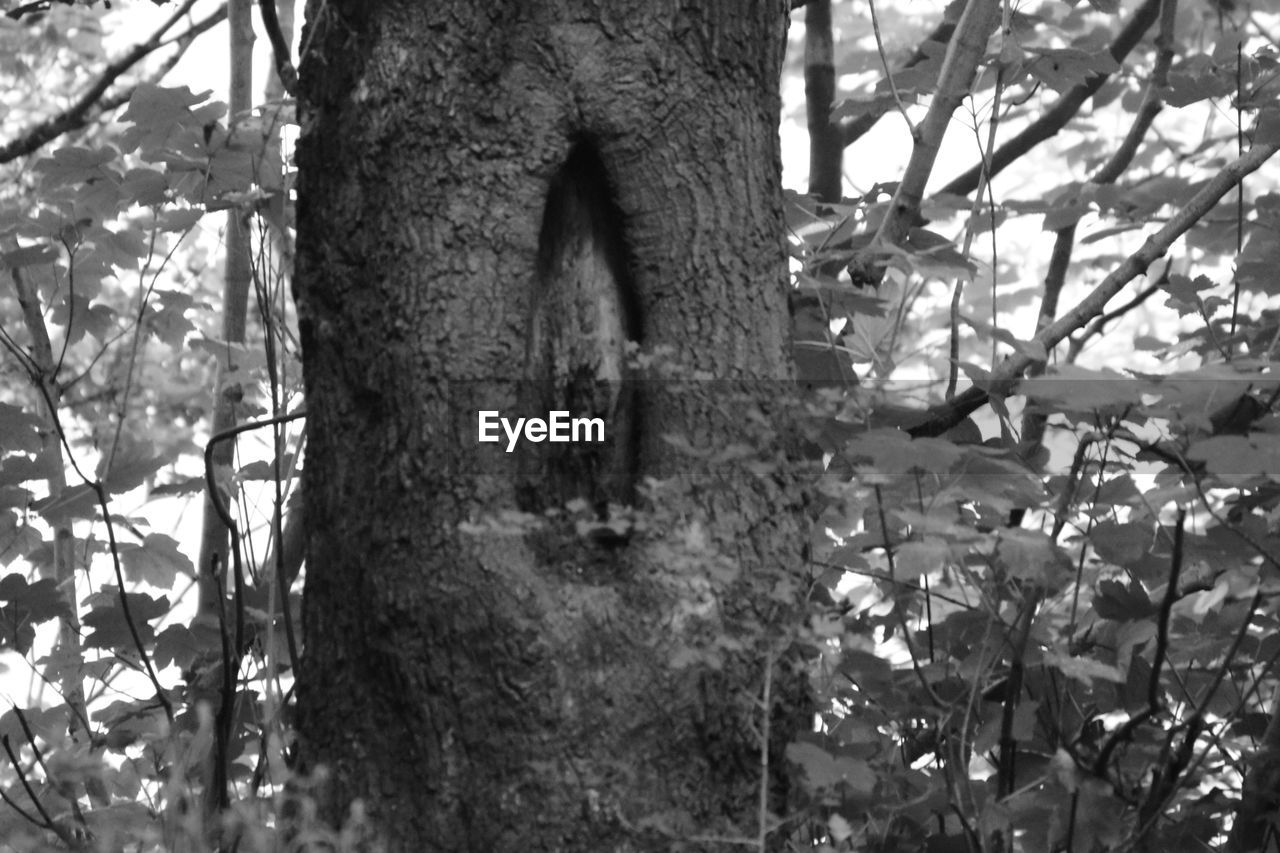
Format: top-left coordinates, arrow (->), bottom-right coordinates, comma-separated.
1065,275 -> 1163,362
853,0 -> 1001,285
1019,0 -> 1177,456
0,0 -> 228,165
909,138 -> 1280,438
839,19 -> 957,148
939,0 -> 1162,198
1,735 -> 79,850
259,0 -> 297,96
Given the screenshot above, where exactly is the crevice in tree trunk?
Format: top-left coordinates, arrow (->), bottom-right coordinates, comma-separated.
522,139 -> 643,517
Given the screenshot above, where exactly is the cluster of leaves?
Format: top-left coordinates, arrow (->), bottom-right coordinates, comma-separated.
782,0 -> 1280,851
0,4 -> 313,848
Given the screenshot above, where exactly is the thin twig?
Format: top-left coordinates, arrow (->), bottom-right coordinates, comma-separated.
873,485 -> 945,707
868,0 -> 915,135
89,479 -> 174,722
1,735 -> 80,849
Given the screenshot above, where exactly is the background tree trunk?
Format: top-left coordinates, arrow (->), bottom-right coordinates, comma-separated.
294,2 -> 808,851
805,0 -> 841,203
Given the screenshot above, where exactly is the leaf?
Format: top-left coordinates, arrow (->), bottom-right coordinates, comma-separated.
156,207 -> 204,232
155,623 -> 221,671
0,447 -> 61,487
81,590 -> 168,651
45,744 -> 107,790
0,576 -> 71,653
1043,650 -> 1124,687
1093,579 -> 1155,620
946,448 -> 1046,515
117,534 -> 194,589
1188,434 -> 1280,483
1256,106 -> 1280,147
785,741 -> 876,795
1019,365 -> 1137,413
0,511 -> 41,566
894,539 -> 951,580
1,243 -> 58,269
900,227 -> 976,278
1238,226 -> 1280,296
119,168 -> 168,206
1181,576 -> 1230,620
843,429 -> 963,476
1160,273 -> 1215,317
92,699 -> 166,752
1026,47 -> 1120,93
1094,473 -> 1143,507
1089,522 -> 1151,566
998,529 -> 1069,583
0,706 -> 69,747
838,649 -> 893,693
1164,55 -> 1234,107
142,288 -> 199,347
793,273 -> 888,317
0,403 -> 46,453
83,802 -> 156,840
99,444 -> 167,494
1041,184 -> 1094,231
32,145 -> 119,186
118,83 -> 225,156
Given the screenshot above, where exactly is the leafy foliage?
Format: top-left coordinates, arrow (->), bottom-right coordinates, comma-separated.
785,1 -> 1280,851
1,0 -> 1280,851
0,3 -> 307,849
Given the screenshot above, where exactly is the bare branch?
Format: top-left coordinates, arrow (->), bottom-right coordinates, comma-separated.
1019,0 -> 1177,454
855,0 -> 1001,283
867,0 -> 915,136
940,0 -> 1162,198
259,0 -> 297,96
910,139 -> 1280,438
1065,275 -> 1163,362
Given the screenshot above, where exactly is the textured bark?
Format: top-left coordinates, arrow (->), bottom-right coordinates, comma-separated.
294,2 -> 806,851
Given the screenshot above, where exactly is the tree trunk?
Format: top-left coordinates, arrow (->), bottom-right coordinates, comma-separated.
294,3 -> 808,850
805,0 -> 841,203
197,0 -> 254,826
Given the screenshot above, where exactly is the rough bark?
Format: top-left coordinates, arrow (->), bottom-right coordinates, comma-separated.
294,2 -> 808,851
